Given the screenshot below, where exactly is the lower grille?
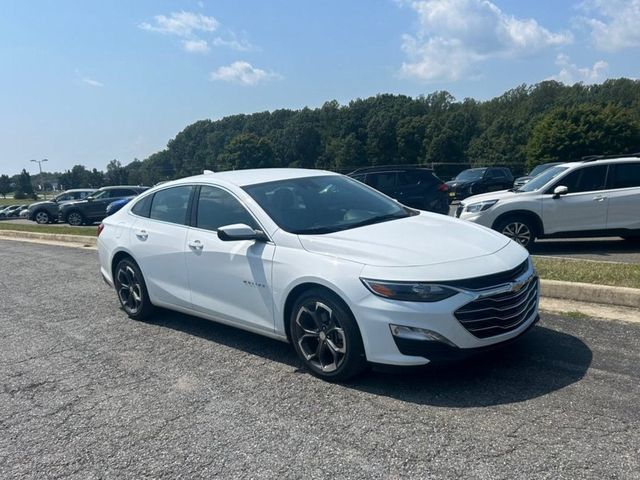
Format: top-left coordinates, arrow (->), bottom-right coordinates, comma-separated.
454,276 -> 539,339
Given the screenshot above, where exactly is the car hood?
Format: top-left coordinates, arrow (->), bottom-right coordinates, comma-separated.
28,200 -> 56,209
445,180 -> 472,188
515,176 -> 532,182
461,189 -> 521,205
60,199 -> 89,208
297,212 -> 511,267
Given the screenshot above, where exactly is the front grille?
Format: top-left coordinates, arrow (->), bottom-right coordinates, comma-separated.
455,204 -> 463,217
454,276 -> 539,339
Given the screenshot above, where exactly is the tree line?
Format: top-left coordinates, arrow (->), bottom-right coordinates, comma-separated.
2,78 -> 640,198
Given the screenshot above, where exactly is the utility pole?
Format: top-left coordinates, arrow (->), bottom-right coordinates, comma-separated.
30,158 -> 48,200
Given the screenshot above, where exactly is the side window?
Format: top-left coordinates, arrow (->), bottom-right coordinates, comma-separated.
131,194 -> 153,218
367,172 -> 397,192
609,163 -> 640,189
397,172 -> 422,186
149,186 -> 193,225
57,194 -> 72,201
196,185 -> 258,231
486,169 -> 506,179
555,165 -> 608,193
109,189 -> 134,198
77,192 -> 90,199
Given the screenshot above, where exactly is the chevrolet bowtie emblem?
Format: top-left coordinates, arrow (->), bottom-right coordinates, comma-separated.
510,279 -> 527,292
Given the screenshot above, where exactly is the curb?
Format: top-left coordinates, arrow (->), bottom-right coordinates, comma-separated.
540,279 -> 640,309
0,230 -> 97,247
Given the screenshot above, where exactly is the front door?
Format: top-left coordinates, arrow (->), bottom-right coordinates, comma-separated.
542,165 -> 609,234
185,185 -> 275,333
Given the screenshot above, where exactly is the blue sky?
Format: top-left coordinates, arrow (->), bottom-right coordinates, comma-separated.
1,0 -> 638,175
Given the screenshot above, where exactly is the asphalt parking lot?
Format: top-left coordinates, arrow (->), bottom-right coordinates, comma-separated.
1,240 -> 639,479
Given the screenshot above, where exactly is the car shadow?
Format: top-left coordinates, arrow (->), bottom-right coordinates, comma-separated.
531,237 -> 638,259
151,310 -> 592,408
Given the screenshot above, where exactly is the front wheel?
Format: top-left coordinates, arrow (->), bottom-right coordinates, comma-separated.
34,210 -> 50,224
494,217 -> 536,249
113,259 -> 154,321
290,289 -> 367,381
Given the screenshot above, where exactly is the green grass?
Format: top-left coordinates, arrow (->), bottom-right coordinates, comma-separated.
563,311 -> 591,320
0,222 -> 96,237
533,257 -> 640,290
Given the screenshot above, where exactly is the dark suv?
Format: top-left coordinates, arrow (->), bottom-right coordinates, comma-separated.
445,167 -> 514,201
59,186 -> 148,225
28,189 -> 95,224
348,166 -> 449,214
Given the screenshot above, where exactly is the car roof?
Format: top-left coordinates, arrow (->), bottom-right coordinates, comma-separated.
558,156 -> 640,168
98,185 -> 148,190
173,168 -> 338,187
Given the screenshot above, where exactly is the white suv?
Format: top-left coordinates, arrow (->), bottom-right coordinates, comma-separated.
456,155 -> 640,248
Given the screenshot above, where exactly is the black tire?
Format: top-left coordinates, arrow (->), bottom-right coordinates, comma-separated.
290,288 -> 367,381
113,258 -> 154,321
66,210 -> 85,226
33,210 -> 50,224
494,216 -> 536,249
622,235 -> 640,243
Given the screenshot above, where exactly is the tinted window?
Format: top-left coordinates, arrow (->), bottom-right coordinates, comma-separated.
56,194 -> 73,202
519,166 -> 568,192
351,174 -> 366,183
196,185 -> 258,231
131,194 -> 153,218
455,169 -> 485,181
149,186 -> 193,225
367,172 -> 397,192
486,169 -> 506,179
555,165 -> 608,193
609,163 -> 640,189
109,188 -> 137,198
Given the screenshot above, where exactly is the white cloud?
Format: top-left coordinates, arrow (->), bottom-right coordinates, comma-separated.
183,39 -> 210,53
580,0 -> 640,51
212,34 -> 253,52
209,61 -> 281,86
549,53 -> 609,84
139,11 -> 219,37
75,70 -> 104,87
398,0 -> 572,81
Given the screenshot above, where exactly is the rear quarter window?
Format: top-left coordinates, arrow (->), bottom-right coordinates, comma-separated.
131,194 -> 153,218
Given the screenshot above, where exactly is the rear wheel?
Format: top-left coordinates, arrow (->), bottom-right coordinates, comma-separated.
290,288 -> 367,381
622,235 -> 640,243
495,216 -> 536,249
113,259 -> 154,321
66,211 -> 85,226
34,210 -> 50,224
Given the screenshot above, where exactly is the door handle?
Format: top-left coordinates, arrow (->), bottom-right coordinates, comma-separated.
188,239 -> 203,250
593,196 -> 606,202
134,229 -> 148,240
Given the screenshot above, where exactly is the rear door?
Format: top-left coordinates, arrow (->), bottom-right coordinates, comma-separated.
542,165 -> 609,234
605,162 -> 640,231
128,185 -> 194,308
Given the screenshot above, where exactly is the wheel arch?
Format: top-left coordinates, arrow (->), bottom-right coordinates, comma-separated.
111,249 -> 138,281
491,210 -> 544,237
282,281 -> 359,344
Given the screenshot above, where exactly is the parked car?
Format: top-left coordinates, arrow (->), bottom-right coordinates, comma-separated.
19,207 -> 29,218
98,169 -> 538,381
105,197 -> 134,216
446,167 -> 514,201
455,154 -> 640,248
28,189 -> 96,224
513,162 -> 563,189
0,205 -> 23,218
60,186 -> 148,226
348,166 -> 449,214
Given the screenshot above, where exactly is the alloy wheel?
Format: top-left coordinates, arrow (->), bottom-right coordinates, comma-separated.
35,211 -> 49,224
502,221 -> 531,247
67,212 -> 83,226
116,265 -> 143,315
293,301 -> 347,373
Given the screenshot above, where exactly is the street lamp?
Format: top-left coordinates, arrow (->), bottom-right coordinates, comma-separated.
30,158 -> 48,200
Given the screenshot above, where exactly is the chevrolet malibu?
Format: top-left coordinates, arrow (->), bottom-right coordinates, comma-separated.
98,169 -> 539,381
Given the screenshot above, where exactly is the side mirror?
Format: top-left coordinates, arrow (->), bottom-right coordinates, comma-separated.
553,186 -> 568,199
217,223 -> 268,242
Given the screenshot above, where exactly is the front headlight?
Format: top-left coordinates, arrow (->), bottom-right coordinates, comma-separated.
360,279 -> 458,302
465,199 -> 498,213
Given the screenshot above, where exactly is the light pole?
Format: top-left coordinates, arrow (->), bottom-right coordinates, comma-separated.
30,158 -> 48,200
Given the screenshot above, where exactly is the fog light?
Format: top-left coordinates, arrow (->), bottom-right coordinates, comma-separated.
389,324 -> 456,347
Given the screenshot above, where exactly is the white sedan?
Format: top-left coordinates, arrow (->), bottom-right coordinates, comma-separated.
98,168 -> 539,381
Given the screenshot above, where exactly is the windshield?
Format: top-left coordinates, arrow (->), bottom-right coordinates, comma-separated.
86,190 -> 108,200
243,175 -> 414,234
454,169 -> 485,181
518,166 -> 569,192
529,163 -> 555,177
